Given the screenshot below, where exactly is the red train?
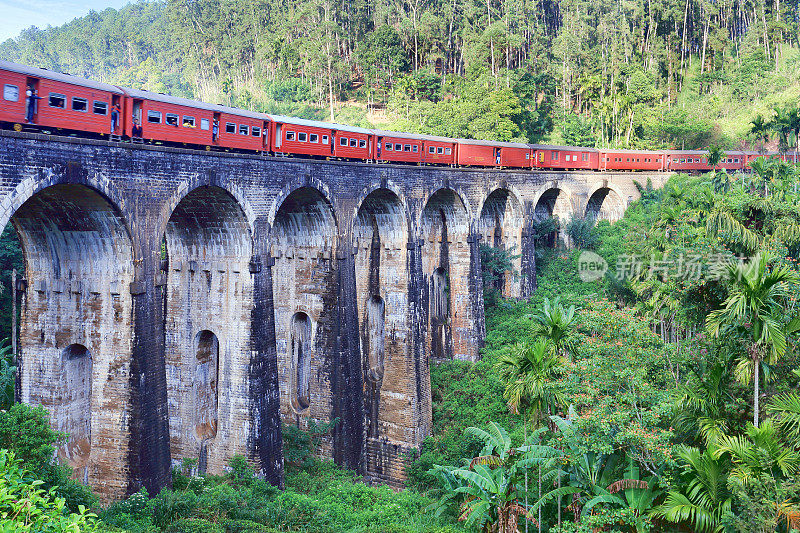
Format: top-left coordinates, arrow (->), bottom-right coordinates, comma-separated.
2,60 -> 798,172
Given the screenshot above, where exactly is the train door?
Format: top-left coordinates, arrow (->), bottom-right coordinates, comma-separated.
330,130 -> 336,156
262,120 -> 269,150
132,99 -> 143,138
110,95 -> 121,135
25,77 -> 39,124
495,148 -> 501,166
212,112 -> 221,144
274,122 -> 282,152
376,136 -> 383,160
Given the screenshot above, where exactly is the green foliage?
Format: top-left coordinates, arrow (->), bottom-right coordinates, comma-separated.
565,215 -> 599,250
0,449 -> 98,533
0,339 -> 15,410
479,243 -> 519,306
282,418 -> 338,469
0,224 -> 23,341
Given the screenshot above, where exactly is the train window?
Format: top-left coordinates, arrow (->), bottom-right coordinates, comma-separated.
252,126 -> 262,137
445,147 -> 451,155
437,147 -> 443,154
359,139 -> 367,148
309,133 -> 318,143
183,116 -> 196,127
412,145 -> 418,153
165,113 -> 179,126
3,84 -> 19,101
226,122 -> 236,133
429,146 -> 435,154
201,118 -> 210,130
240,124 -> 250,135
71,97 -> 88,112
734,158 -> 739,163
297,131 -> 307,141
395,143 -> 402,151
403,144 -> 411,152
93,101 -> 108,115
339,137 -> 348,146
582,153 -> 588,161
350,138 -> 358,147
636,158 -> 640,162
525,153 -> 530,159
49,93 -> 66,109
386,143 -> 393,151
286,131 -> 295,141
147,110 -> 162,123
322,135 -> 328,144
552,151 -> 559,161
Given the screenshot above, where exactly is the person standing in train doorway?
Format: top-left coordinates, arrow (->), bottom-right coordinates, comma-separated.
110,103 -> 120,133
212,119 -> 219,142
25,86 -> 41,123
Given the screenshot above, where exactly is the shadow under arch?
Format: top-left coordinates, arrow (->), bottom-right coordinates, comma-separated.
162,185 -> 254,476
12,183 -> 135,500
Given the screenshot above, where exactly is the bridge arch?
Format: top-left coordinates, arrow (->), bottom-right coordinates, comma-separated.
419,188 -> 474,361
478,187 -> 524,299
585,183 -> 626,222
12,183 -> 135,498
354,188 -> 410,447
533,183 -> 575,247
162,185 -> 254,475
270,186 -> 338,446
268,179 -> 337,233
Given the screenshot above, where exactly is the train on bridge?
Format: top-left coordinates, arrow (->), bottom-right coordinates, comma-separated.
2,60 -> 797,172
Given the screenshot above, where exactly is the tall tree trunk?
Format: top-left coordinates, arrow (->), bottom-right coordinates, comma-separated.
753,356 -> 760,427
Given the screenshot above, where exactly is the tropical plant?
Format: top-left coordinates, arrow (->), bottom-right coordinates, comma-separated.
430,422 -> 562,533
714,421 -> 800,487
672,360 -> 733,445
582,459 -> 663,533
768,391 -> 800,450
652,444 -> 733,533
705,253 -> 800,426
0,340 -> 15,411
531,297 -> 578,360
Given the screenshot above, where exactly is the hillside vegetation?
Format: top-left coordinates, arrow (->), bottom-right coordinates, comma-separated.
2,0 -> 800,148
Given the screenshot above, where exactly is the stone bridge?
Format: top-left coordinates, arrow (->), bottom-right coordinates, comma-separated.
0,131 -> 669,499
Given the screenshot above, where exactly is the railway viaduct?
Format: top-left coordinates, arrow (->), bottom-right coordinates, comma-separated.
0,131 -> 669,499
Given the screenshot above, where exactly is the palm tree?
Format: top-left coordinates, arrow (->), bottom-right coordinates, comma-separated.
767,386 -> 800,450
496,338 -> 567,532
706,253 -> 800,427
430,422 -> 562,533
750,114 -> 770,151
531,297 -> 578,360
673,361 -> 733,445
652,444 -> 733,533
714,420 -> 800,486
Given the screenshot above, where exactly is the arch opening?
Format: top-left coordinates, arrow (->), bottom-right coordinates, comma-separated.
11,184 -> 134,498
586,187 -> 625,222
534,188 -> 571,248
478,189 -> 523,298
271,187 -> 337,432
421,189 -> 469,360
163,185 -> 253,474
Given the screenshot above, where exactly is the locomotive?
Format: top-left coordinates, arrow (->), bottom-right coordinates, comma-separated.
2,60 -> 797,171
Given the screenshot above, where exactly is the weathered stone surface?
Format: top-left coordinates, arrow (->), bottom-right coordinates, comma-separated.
0,131 -> 669,499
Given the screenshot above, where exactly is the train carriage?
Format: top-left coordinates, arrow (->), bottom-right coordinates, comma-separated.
533,145 -> 598,170
270,115 -> 372,160
0,60 -> 123,136
456,139 -> 532,168
372,130 -> 456,165
600,149 -> 664,171
126,88 -> 268,151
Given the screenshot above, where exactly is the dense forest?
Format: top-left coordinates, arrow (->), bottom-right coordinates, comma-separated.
1,0 -> 800,148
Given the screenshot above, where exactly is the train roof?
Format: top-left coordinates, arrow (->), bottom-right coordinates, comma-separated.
455,138 -> 531,149
597,148 -> 665,154
124,87 -> 268,120
371,129 -> 456,143
529,144 -> 599,152
268,114 -> 373,135
1,60 -> 124,94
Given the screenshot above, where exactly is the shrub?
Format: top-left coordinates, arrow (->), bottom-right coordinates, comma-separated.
165,517 -> 223,533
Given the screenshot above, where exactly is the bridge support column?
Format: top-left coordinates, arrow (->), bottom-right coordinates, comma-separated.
520,204 -> 538,297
